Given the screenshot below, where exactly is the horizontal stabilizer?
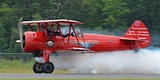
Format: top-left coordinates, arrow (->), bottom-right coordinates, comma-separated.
120,37 -> 144,41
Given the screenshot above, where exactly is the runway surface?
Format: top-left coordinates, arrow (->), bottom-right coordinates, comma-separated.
0,73 -> 160,78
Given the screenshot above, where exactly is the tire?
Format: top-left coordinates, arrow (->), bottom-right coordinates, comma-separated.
33,62 -> 43,73
42,62 -> 54,73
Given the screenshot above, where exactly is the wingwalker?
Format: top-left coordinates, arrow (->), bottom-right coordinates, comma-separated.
16,3 -> 151,73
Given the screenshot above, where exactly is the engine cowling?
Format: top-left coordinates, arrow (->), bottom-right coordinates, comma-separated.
23,31 -> 44,52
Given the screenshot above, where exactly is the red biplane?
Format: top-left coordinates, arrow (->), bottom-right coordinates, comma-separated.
16,4 -> 150,74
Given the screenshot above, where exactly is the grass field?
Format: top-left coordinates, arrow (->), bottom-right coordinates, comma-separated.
0,59 -> 160,80
0,59 -> 70,74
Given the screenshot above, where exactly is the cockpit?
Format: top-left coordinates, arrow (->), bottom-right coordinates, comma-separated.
21,19 -> 84,39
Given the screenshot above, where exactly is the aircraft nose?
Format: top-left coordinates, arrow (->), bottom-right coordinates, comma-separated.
16,40 -> 21,43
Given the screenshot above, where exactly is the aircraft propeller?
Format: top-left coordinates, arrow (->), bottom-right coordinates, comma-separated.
16,17 -> 23,50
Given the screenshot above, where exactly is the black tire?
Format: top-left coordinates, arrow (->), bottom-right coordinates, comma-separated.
42,62 -> 54,73
33,62 -> 43,73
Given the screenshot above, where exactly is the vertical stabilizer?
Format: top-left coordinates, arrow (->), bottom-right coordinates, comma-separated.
123,20 -> 151,48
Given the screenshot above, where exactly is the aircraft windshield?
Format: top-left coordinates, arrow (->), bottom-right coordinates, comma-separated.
60,25 -> 69,35
60,24 -> 83,37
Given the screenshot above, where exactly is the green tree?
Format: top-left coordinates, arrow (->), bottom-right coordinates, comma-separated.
0,23 -> 7,52
60,0 -> 82,20
124,0 -> 160,46
0,3 -> 18,52
125,0 -> 160,33
102,0 -> 130,31
1,0 -> 160,52
80,0 -> 105,28
0,0 -> 58,52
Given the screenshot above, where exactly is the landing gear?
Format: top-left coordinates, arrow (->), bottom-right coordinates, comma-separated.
33,62 -> 43,73
33,50 -> 54,74
33,62 -> 54,73
42,62 -> 54,73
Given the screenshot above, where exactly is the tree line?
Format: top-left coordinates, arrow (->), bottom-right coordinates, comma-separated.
0,0 -> 160,53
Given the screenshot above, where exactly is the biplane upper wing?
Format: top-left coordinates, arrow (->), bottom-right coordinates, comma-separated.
21,19 -> 83,25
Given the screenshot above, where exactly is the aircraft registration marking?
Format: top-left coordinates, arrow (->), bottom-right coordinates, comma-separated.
137,31 -> 149,34
126,33 -> 149,36
131,28 -> 147,30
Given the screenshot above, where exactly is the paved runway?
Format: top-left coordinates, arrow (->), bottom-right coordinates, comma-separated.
0,73 -> 160,78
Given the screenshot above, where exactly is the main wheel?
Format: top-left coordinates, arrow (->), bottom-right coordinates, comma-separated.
33,62 -> 43,73
42,62 -> 54,73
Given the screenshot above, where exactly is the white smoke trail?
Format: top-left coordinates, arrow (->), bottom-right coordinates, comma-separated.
51,47 -> 160,74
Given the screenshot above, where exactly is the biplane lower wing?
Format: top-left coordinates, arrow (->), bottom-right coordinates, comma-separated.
68,47 -> 90,51
55,47 -> 93,54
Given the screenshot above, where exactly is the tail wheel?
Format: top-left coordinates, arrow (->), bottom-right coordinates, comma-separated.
42,62 -> 54,73
33,62 -> 43,73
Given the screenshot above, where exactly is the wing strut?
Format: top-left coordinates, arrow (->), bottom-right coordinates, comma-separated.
57,23 -> 67,48
71,24 -> 81,47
